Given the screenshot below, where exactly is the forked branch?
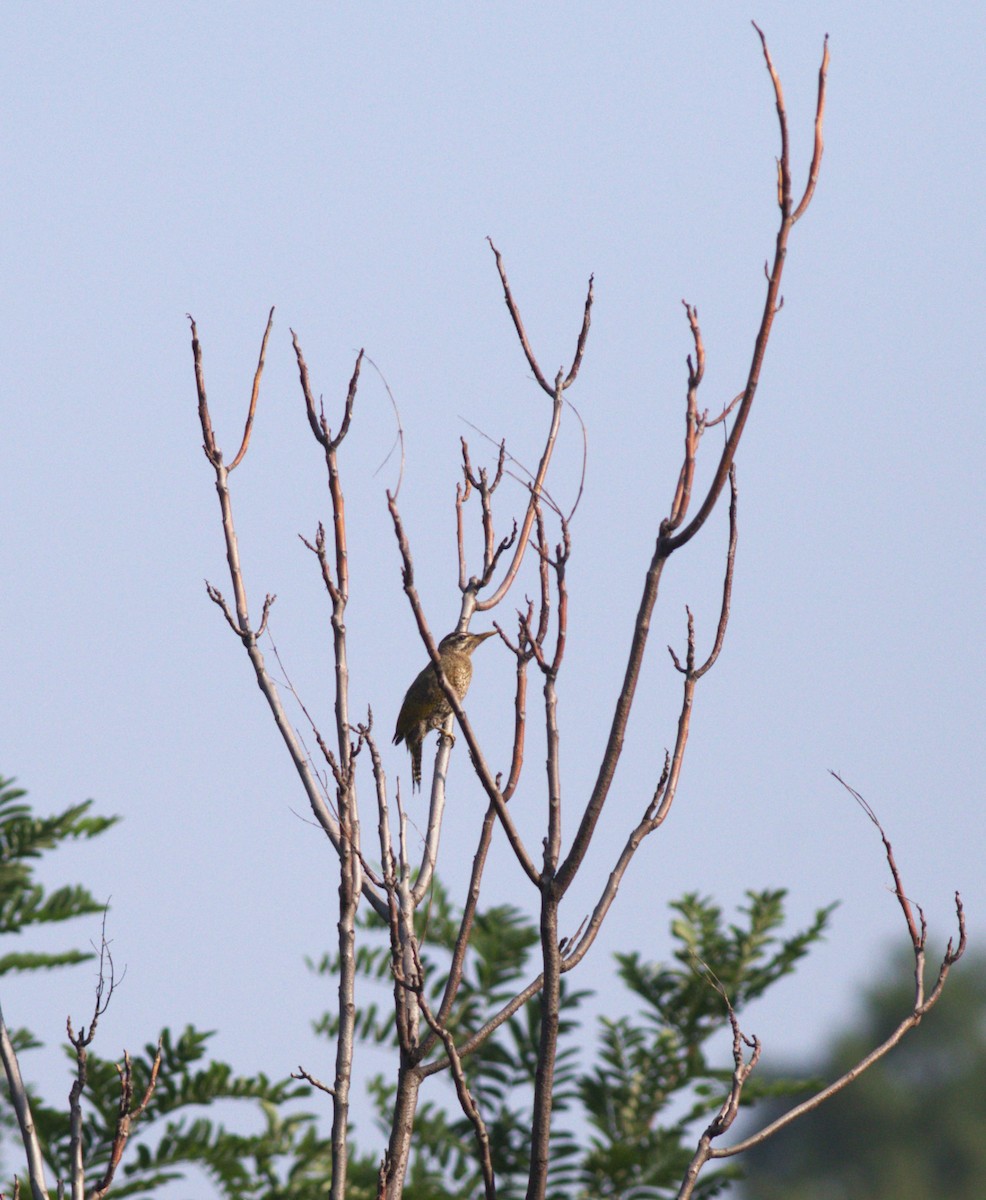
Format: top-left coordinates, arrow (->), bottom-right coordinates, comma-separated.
675,782 -> 966,1200
476,244 -> 592,611
190,313 -> 387,920
556,28 -> 829,899
563,467 -> 738,970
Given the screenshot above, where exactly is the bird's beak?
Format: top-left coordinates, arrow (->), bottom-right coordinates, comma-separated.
473,630 -> 496,645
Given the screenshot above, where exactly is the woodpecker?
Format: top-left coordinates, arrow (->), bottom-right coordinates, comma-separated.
393,630 -> 495,791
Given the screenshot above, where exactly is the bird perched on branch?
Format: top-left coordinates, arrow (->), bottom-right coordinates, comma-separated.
393,630 -> 496,792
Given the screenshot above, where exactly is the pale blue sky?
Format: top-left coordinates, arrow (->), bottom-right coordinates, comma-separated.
3,2 -> 984,1186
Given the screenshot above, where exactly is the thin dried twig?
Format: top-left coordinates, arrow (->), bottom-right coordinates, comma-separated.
475,243 -> 592,611
292,1066 -> 335,1096
190,315 -> 386,920
675,781 -> 966,1199
228,307 -> 275,469
89,1041 -> 163,1200
664,26 -> 829,555
364,353 -> 406,499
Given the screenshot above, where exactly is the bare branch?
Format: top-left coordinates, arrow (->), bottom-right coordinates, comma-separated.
693,464 -> 738,680
792,33 -> 830,221
293,332 -> 362,453
292,1066 -> 335,1096
204,582 -> 241,635
228,307 -> 275,470
188,314 -> 220,468
191,319 -> 387,920
693,785 -> 966,1175
89,1041 -> 163,1200
557,27 -> 829,899
666,302 -> 705,532
407,958 -> 496,1200
676,997 -> 761,1200
387,492 -> 539,885
419,971 -> 545,1078
433,806 -> 498,1029
664,26 -> 829,555
0,1004 -> 49,1200
563,273 -> 594,388
67,920 -> 118,1200
475,245 -> 591,611
498,617 -> 532,802
487,238 -> 551,394
703,390 -> 744,429
751,23 -> 792,212
457,417 -> 568,521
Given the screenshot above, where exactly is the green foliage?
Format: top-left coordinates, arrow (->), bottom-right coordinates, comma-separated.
576,891 -> 834,1199
742,949 -> 986,1200
23,1026 -> 321,1197
312,883 -> 832,1200
0,778 -> 338,1199
0,776 -> 835,1198
312,880 -> 587,1199
0,775 -> 118,974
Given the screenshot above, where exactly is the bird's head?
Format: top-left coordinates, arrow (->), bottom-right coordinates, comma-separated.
437,629 -> 496,657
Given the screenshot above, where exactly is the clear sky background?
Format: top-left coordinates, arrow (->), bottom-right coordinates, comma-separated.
3,2 -> 984,1190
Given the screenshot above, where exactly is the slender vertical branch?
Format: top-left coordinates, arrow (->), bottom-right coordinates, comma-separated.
792,34 -> 830,222
433,805 -> 498,1028
412,970 -> 496,1200
192,317 -> 376,888
526,898 -> 560,1200
291,333 -> 366,1200
65,922 -> 118,1200
556,27 -> 829,899
664,28 -> 828,554
666,302 -> 705,532
0,1005 -> 49,1200
563,467 -> 738,969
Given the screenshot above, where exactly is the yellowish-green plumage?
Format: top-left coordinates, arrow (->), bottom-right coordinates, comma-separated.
393,630 -> 495,791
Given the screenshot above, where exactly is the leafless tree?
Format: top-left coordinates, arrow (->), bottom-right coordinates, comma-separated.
184,26 -> 964,1200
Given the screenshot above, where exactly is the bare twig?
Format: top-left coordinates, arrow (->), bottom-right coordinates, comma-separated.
89,1041 -> 163,1200
789,31 -> 830,222
364,353 -> 406,499
290,330 -> 367,1200
67,921 -> 118,1200
675,781 -> 966,1199
228,307 -> 275,470
292,1066 -> 335,1096
664,26 -> 829,555
563,466 -> 737,971
675,999 -> 761,1200
475,243 -> 592,611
